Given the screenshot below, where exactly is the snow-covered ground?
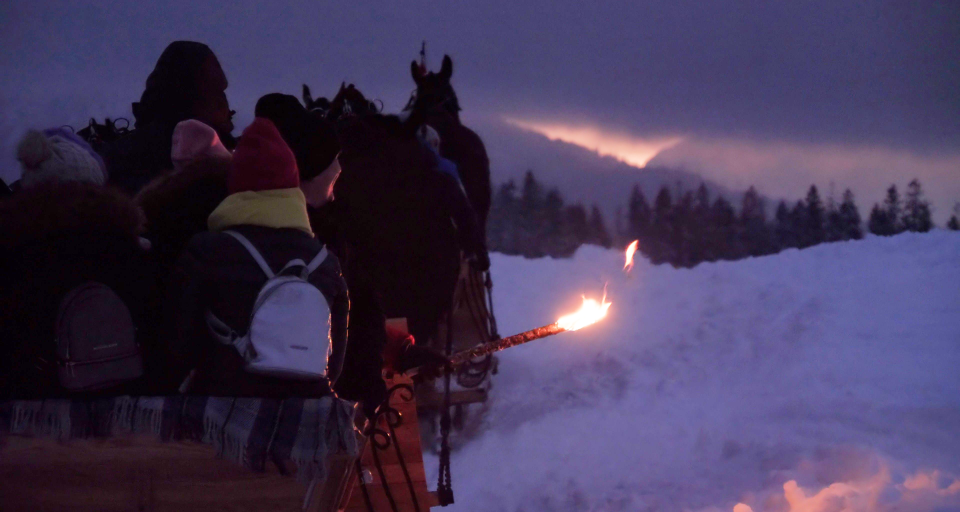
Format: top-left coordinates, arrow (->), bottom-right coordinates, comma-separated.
429,232 -> 960,512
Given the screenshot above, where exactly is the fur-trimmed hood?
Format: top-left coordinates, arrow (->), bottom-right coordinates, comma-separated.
0,182 -> 144,251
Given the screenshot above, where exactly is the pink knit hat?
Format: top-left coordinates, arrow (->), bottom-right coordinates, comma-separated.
170,119 -> 231,172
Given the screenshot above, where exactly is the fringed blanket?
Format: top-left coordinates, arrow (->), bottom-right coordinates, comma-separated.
0,396 -> 360,483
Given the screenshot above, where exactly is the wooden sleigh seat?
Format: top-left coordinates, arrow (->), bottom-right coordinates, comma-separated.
0,434 -> 358,512
0,316 -> 447,512
0,375 -> 441,512
0,395 -> 363,512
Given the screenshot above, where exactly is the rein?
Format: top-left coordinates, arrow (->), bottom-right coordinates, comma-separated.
403,88 -> 459,118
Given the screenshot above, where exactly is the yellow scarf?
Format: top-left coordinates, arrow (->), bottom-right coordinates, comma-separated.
208,188 -> 313,236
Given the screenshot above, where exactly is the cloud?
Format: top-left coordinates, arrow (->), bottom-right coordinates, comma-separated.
2,1 -> 957,153
503,117 -> 683,168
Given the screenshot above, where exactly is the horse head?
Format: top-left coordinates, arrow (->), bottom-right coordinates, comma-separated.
407,54 -> 461,121
302,82 -> 381,120
326,83 -> 380,120
301,84 -> 331,114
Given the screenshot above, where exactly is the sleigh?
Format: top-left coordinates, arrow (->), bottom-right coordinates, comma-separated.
0,259 -> 500,512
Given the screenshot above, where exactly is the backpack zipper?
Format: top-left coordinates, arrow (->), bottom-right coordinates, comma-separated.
60,350 -> 140,372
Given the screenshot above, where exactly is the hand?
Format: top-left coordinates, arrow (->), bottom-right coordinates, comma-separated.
397,343 -> 450,380
469,250 -> 490,272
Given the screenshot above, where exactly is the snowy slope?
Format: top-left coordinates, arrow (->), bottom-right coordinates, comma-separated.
429,232 -> 960,512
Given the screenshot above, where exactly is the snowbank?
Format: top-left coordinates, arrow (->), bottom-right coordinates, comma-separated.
431,232 -> 960,511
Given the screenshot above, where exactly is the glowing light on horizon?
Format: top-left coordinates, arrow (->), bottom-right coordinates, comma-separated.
504,117 -> 683,168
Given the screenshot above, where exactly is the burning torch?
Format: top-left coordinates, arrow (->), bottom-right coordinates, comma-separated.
443,294 -> 611,369
409,241 -> 635,375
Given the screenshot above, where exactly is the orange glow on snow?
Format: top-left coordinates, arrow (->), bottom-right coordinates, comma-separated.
556,295 -> 612,331
624,240 -> 639,273
503,117 -> 683,168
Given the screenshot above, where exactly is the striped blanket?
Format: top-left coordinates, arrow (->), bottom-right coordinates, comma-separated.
0,396 -> 360,483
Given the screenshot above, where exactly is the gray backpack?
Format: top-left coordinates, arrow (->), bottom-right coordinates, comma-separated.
54,282 -> 144,392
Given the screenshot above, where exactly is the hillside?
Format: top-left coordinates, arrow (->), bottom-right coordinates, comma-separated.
470,115 -> 742,219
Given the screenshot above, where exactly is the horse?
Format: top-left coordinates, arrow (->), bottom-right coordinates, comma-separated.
303,82 -> 461,349
406,55 -> 492,236
303,82 -> 380,119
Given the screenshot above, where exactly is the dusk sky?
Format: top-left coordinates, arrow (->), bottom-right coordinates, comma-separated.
2,1 -> 958,219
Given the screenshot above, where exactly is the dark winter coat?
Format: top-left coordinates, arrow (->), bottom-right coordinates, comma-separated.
103,41 -> 235,194
170,225 -> 349,397
428,150 -> 488,269
135,160 -> 230,273
335,114 -> 460,347
0,183 -> 157,398
310,203 -> 387,415
426,111 -> 492,234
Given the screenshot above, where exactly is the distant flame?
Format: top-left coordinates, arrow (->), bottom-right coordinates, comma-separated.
556,295 -> 612,331
624,240 -> 639,273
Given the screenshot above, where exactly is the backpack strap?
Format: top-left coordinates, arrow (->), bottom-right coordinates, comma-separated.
277,246 -> 329,279
304,246 -> 330,277
223,230 -> 275,278
205,310 -> 254,358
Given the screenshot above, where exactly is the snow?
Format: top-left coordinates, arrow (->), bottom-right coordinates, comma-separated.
429,232 -> 960,512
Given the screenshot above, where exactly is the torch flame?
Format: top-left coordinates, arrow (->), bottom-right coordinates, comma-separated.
624,240 -> 639,273
556,295 -> 612,331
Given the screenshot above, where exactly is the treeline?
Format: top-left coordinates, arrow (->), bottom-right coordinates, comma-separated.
487,171 -> 612,258
622,182 -> 864,266
487,171 -> 958,265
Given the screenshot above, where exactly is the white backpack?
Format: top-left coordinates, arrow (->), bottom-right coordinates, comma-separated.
205,230 -> 332,380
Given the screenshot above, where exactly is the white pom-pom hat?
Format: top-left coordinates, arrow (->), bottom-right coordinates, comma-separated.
16,128 -> 107,188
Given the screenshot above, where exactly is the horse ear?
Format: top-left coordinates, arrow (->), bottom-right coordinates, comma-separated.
411,60 -> 423,84
440,55 -> 453,81
302,84 -> 313,107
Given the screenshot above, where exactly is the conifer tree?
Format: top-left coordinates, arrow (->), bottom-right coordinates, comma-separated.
712,196 -> 737,259
653,186 -> 673,227
882,185 -> 903,234
868,204 -> 893,236
804,185 -> 826,246
739,186 -> 768,256
588,205 -> 612,248
520,171 -> 543,215
519,171 -> 545,256
649,186 -> 674,264
695,183 -> 710,212
948,203 -> 960,231
774,200 -> 795,250
692,184 -> 716,262
791,200 -> 810,247
627,184 -> 651,243
902,179 -> 933,232
542,188 -> 565,254
673,191 -> 695,266
824,188 -> 844,243
838,189 -> 862,240
488,180 -> 518,253
564,204 -> 590,255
